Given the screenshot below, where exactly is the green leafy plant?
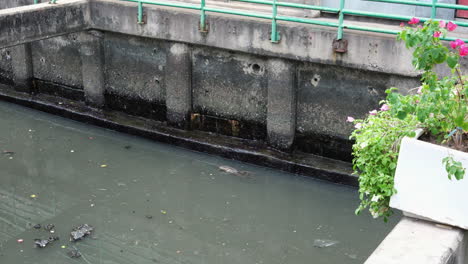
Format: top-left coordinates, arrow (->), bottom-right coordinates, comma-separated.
443,156 -> 466,180
350,19 -> 467,220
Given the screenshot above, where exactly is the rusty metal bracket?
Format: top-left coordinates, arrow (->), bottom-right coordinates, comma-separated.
199,22 -> 209,33
332,38 -> 348,53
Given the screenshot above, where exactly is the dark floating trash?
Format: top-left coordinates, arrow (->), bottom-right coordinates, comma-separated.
33,224 -> 41,229
145,215 -> 153,219
124,145 -> 132,150
67,249 -> 82,258
70,224 -> 94,242
44,224 -> 55,231
34,237 -> 59,248
2,151 -> 15,156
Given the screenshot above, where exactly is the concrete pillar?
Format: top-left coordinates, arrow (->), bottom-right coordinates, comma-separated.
165,43 -> 192,129
11,44 -> 33,93
267,58 -> 296,151
79,30 -> 105,107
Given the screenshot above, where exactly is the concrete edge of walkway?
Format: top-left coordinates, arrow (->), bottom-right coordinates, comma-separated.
365,217 -> 467,264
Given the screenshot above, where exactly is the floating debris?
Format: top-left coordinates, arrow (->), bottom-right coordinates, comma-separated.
17,239 -> 24,243
124,145 -> 132,150
67,249 -> 81,258
219,166 -> 239,174
100,164 -> 107,168
2,151 -> 15,156
34,237 -> 59,248
70,224 -> 94,242
313,239 -> 339,248
30,194 -> 37,199
160,210 -> 167,215
218,166 -> 250,178
33,224 -> 41,229
145,215 -> 153,219
44,224 -> 55,231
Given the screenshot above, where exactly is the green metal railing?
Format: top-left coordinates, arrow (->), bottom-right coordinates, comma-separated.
34,0 -> 57,3
34,0 -> 468,43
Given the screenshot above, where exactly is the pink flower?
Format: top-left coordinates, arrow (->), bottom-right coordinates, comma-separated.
346,116 -> 355,123
460,45 -> 468,56
417,25 -> 423,29
400,22 -> 405,27
415,100 -> 420,103
447,21 -> 457,31
369,110 -> 378,116
439,20 -> 446,28
380,104 -> 390,111
408,17 -> 420,24
354,123 -> 362,129
450,39 -> 464,49
417,86 -> 423,94
433,31 -> 442,38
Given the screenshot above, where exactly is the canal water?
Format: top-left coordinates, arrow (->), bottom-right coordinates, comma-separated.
0,101 -> 399,264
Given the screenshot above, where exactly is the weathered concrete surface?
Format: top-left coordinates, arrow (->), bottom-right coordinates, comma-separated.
0,49 -> 14,86
267,58 -> 296,150
191,47 -> 267,124
32,34 -> 83,89
91,0 -> 417,77
0,0 -> 89,49
80,30 -> 105,107
166,43 -> 192,128
103,32 -> 166,120
365,217 -> 467,264
295,62 -> 419,160
0,0 -> 47,9
0,0 -> 430,161
11,44 -> 33,93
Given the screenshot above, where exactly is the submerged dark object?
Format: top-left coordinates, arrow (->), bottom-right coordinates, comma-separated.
67,249 -> 82,258
44,224 -> 55,231
70,224 -> 94,242
34,237 -> 59,248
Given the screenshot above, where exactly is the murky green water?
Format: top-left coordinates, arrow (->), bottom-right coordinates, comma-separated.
0,101 -> 398,264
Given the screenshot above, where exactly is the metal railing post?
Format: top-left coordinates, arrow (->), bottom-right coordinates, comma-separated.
200,0 -> 207,31
270,0 -> 280,43
431,0 -> 437,19
337,0 -> 345,40
138,1 -> 144,24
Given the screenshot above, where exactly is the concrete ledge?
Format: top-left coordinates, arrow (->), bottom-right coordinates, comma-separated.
365,217 -> 467,264
91,0 -> 418,77
0,0 -> 89,48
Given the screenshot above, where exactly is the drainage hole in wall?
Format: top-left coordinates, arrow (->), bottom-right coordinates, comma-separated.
251,63 -> 261,73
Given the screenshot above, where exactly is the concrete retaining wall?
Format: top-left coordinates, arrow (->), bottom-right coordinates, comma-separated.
1,30 -> 420,160
0,0 -> 426,161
